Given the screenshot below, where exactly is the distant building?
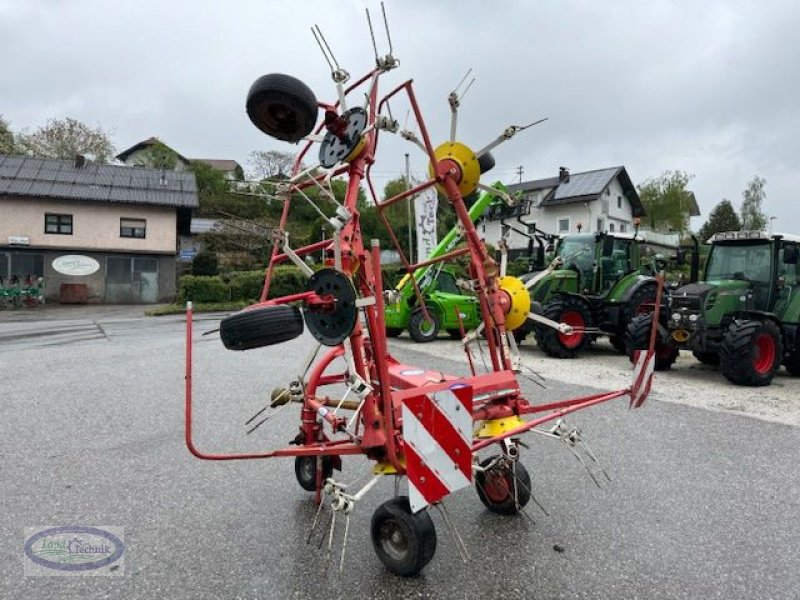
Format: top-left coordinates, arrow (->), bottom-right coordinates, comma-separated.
116,137 -> 244,180
481,166 -> 645,257
0,154 -> 198,303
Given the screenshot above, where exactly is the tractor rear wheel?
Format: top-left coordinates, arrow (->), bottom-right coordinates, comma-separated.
534,296 -> 591,358
371,496 -> 437,576
475,456 -> 531,515
626,313 -> 678,371
219,305 -> 304,350
692,350 -> 720,366
720,319 -> 782,386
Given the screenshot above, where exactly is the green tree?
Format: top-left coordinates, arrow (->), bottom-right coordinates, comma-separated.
16,117 -> 115,162
637,170 -> 694,235
697,199 -> 741,242
248,150 -> 296,179
739,175 -> 767,231
134,141 -> 179,170
0,115 -> 15,154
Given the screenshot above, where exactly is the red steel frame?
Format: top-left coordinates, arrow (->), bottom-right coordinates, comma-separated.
184,64 -> 657,489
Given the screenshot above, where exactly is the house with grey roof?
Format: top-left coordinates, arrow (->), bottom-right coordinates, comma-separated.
481,166 -> 646,256
0,153 -> 199,304
116,137 -> 244,180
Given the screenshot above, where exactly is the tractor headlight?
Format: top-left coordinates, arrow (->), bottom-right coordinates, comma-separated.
688,314 -> 699,322
672,312 -> 681,321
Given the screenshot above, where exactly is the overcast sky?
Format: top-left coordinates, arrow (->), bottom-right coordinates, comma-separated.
2,0 -> 797,232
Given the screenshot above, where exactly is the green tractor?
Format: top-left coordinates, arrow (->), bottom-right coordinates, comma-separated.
521,231 -> 670,358
384,182 -> 507,342
627,230 -> 800,386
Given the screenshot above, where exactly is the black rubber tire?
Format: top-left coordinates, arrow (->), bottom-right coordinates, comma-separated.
626,313 -> 679,371
446,329 -> 463,340
220,305 -> 304,350
294,456 -> 334,492
385,327 -> 402,338
534,295 -> 592,358
478,151 -> 496,174
692,350 -> 720,366
408,309 -> 440,343
513,322 -> 530,344
785,350 -> 800,376
246,73 -> 318,143
621,282 -> 659,327
609,335 -> 627,354
475,456 -> 531,515
370,496 -> 437,576
719,319 -> 782,386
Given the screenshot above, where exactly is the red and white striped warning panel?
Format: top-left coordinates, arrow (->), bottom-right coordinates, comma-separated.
401,385 -> 473,513
630,349 -> 655,409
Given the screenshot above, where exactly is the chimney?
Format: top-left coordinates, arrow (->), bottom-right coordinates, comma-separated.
559,166 -> 570,183
74,154 -> 86,168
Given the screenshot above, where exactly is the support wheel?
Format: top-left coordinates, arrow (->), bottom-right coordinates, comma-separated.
475,456 -> 531,515
220,305 -> 304,350
294,456 -> 334,492
692,350 -> 720,366
626,313 -> 678,370
720,319 -> 782,386
246,73 -> 318,142
370,496 -> 437,576
534,295 -> 591,358
408,309 -> 440,343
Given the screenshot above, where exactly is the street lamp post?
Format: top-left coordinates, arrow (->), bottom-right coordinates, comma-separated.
769,216 -> 776,234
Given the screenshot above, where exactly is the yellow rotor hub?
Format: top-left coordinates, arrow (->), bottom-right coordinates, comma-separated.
498,275 -> 531,331
427,141 -> 481,197
476,416 -> 526,439
344,135 -> 367,163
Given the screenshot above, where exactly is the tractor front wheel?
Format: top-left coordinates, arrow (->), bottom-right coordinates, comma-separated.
534,296 -> 591,358
720,319 -> 782,386
626,313 -> 678,371
371,496 -> 437,576
785,349 -> 800,376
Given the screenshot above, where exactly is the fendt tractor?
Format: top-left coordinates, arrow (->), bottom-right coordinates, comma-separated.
517,230 -> 670,358
627,230 -> 800,386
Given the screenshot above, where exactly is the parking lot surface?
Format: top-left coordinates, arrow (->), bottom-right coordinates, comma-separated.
1,308 -> 798,599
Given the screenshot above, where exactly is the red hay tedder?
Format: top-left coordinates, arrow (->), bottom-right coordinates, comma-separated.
184,5 -> 661,576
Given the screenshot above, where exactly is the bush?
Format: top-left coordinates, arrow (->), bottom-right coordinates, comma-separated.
179,275 -> 229,303
192,250 -> 219,276
227,270 -> 265,302
267,266 -> 307,299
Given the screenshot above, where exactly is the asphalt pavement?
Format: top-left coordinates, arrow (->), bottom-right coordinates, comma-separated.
1,307 -> 798,599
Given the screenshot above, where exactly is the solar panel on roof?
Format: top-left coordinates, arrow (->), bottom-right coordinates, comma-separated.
552,168 -> 618,200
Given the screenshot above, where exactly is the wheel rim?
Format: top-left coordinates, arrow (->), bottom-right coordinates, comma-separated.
558,310 -> 585,348
753,333 -> 776,374
416,316 -> 435,337
379,520 -> 409,562
299,458 -> 314,484
483,468 -> 512,503
635,299 -> 654,315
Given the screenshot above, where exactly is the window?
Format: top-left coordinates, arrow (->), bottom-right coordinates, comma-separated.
609,223 -> 615,232
45,213 -> 73,235
9,253 -> 44,277
120,218 -> 146,239
558,218 -> 569,232
617,195 -> 622,209
597,218 -> 604,232
620,223 -> 627,233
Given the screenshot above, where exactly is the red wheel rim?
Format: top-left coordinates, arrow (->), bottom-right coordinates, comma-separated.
483,470 -> 512,503
635,300 -> 654,315
753,333 -> 776,374
558,310 -> 585,348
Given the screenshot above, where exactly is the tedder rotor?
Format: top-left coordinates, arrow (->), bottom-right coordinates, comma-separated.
184,5 -> 662,576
